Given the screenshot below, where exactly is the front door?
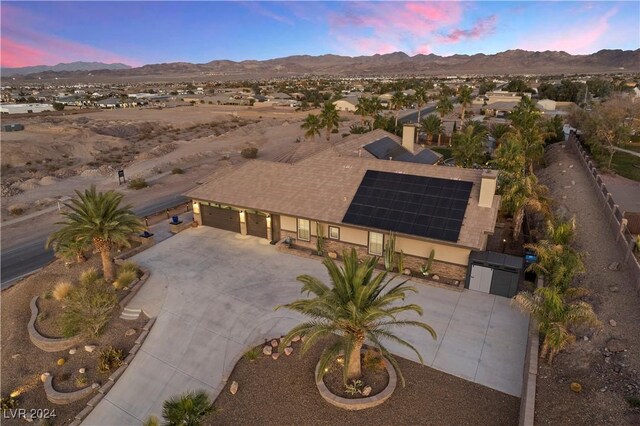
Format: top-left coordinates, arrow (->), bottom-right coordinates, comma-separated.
469,265 -> 493,294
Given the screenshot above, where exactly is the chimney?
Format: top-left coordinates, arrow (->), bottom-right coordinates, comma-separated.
478,170 -> 497,208
402,124 -> 417,153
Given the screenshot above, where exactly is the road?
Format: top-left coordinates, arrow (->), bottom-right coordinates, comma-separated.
398,104 -> 437,125
1,193 -> 188,289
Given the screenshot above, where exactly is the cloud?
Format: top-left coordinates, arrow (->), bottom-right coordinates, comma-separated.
519,8 -> 618,54
241,2 -> 293,25
0,3 -> 140,67
439,15 -> 497,43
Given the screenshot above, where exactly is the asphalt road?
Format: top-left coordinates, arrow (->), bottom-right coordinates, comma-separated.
399,105 -> 437,125
1,193 -> 188,289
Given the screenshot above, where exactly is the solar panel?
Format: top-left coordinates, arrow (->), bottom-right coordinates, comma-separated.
342,170 -> 473,242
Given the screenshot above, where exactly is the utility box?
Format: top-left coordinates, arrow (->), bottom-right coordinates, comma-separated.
1,123 -> 24,132
465,251 -> 524,298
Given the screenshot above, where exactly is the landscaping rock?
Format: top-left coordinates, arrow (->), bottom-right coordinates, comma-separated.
362,386 -> 372,396
11,354 -> 20,359
40,372 -> 50,383
262,346 -> 272,356
284,347 -> 293,356
328,252 -> 338,259
270,339 -> 279,348
84,345 -> 96,353
125,329 -> 136,337
69,348 -> 77,355
608,262 -> 620,271
79,368 -> 86,374
291,335 -> 301,342
403,268 -> 411,275
230,381 -> 238,395
609,286 -> 619,293
607,339 -> 626,353
272,352 -> 280,360
609,319 -> 617,327
432,275 -> 440,280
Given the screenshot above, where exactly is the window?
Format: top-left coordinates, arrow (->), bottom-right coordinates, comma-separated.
368,232 -> 383,256
297,218 -> 310,241
328,226 -> 340,240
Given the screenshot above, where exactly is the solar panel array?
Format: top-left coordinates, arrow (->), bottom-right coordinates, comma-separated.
363,136 -> 441,165
342,170 -> 473,242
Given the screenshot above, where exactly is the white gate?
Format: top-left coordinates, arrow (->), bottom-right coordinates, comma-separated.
469,265 -> 494,294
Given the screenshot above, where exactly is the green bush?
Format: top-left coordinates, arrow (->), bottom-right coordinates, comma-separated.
171,167 -> 184,175
1,395 -> 19,411
114,269 -> 137,289
243,346 -> 262,362
61,282 -> 117,337
119,261 -> 140,274
80,267 -> 101,286
240,147 -> 258,159
128,178 -> 149,190
98,346 -> 124,373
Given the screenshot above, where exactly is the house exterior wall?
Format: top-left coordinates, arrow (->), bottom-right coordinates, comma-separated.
333,100 -> 357,112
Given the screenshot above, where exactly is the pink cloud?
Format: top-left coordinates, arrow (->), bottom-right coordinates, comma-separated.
519,8 -> 617,54
439,15 -> 497,43
414,44 -> 432,55
0,3 -> 140,67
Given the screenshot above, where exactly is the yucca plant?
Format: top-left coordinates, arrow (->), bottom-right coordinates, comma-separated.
513,286 -> 601,363
162,390 -> 213,426
277,249 -> 436,386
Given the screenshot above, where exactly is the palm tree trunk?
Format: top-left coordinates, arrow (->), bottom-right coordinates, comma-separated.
326,126 -> 331,142
461,106 -> 466,120
513,208 -> 525,241
346,339 -> 364,380
100,248 -> 114,282
437,133 -> 442,146
417,105 -> 422,124
395,112 -> 399,129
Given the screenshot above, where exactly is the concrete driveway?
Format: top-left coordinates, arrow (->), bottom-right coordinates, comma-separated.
85,227 -> 528,424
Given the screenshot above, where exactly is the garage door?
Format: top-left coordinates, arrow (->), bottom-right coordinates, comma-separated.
246,212 -> 267,239
201,205 -> 241,233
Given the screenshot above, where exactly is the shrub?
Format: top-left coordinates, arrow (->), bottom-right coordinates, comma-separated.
75,374 -> 88,388
243,346 -> 262,362
162,390 -> 213,426
53,281 -> 73,301
1,395 -> 19,411
362,349 -> 386,373
80,267 -> 100,286
8,205 -> 25,216
171,167 -> 184,175
98,346 -> 124,373
240,147 -> 258,159
114,270 -> 137,289
42,290 -> 53,300
119,261 -> 140,275
331,128 -> 339,133
61,282 -> 117,337
128,178 -> 149,190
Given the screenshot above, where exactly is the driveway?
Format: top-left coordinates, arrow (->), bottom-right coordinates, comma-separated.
85,227 -> 528,424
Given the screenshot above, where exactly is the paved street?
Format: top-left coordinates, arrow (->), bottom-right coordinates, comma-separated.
85,227 -> 529,424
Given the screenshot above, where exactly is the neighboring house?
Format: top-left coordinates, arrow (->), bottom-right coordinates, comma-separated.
187,128 -> 502,290
483,101 -> 519,117
537,99 -> 577,112
96,98 -> 122,109
333,97 -> 358,112
0,103 -> 54,114
485,91 -> 530,105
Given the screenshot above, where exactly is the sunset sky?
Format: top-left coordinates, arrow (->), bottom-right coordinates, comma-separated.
1,1 -> 638,68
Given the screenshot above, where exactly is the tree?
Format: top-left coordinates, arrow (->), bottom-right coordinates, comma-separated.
47,186 -> 143,282
319,102 -> 340,142
543,115 -> 565,144
278,249 -> 436,386
301,114 -> 322,142
513,286 -> 600,364
457,85 -> 473,120
390,91 -> 406,128
162,390 -> 213,426
355,98 -> 370,125
52,102 -> 65,111
488,123 -> 511,145
414,86 -> 428,123
588,98 -> 635,168
419,114 -> 442,145
435,95 -> 453,119
500,173 -> 550,240
492,135 -> 526,179
509,97 -> 550,174
451,122 -> 487,168
49,236 -> 90,264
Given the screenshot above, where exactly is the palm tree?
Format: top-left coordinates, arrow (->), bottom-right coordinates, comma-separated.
368,96 -> 383,120
49,236 -> 90,264
451,122 -> 487,168
301,113 -> 322,142
419,115 -> 442,145
278,249 -> 436,386
162,390 -> 213,426
500,173 -> 550,240
319,102 -> 340,142
508,97 -> 551,174
355,98 -> 370,125
414,86 -> 428,123
435,95 -> 453,119
489,123 -> 511,145
390,91 -> 406,128
47,186 -> 143,282
492,134 -> 526,177
513,286 -> 600,364
457,85 -> 473,120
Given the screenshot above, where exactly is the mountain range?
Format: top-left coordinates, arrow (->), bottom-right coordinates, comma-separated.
1,61 -> 131,77
3,50 -> 638,81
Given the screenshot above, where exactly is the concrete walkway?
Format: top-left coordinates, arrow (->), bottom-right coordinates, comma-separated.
85,227 -> 528,424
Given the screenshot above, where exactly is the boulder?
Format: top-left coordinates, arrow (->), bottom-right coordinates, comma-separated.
270,339 -> 279,348
403,268 -> 411,275
230,381 -> 238,395
608,262 -> 620,271
328,252 -> 338,259
362,386 -> 372,397
84,345 -> 97,353
40,372 -> 50,383
609,319 -> 617,327
431,275 -> 440,280
262,346 -> 272,356
284,347 -> 293,356
272,352 -> 280,360
79,368 -> 86,374
291,335 -> 301,342
69,348 -> 77,355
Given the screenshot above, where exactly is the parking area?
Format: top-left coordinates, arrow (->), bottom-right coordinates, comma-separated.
85,227 -> 528,424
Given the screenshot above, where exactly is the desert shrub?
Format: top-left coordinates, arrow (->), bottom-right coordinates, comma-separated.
80,267 -> 101,286
244,346 -> 262,362
98,346 -> 124,373
53,281 -> 73,301
240,147 -> 258,159
171,167 -> 184,175
75,374 -> 88,388
38,312 -> 48,322
114,269 -> 137,289
362,349 -> 386,373
42,290 -> 53,300
119,261 -> 140,275
331,128 -> 339,133
8,205 -> 25,216
128,178 -> 149,190
61,282 -> 117,338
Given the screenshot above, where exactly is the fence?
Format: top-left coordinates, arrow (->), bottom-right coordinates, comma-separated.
566,133 -> 640,292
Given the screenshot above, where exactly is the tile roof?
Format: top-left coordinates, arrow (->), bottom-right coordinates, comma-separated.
187,130 -> 500,249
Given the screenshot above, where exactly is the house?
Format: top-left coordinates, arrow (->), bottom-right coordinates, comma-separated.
485,91 -> 530,105
187,128 -> 501,286
96,98 -> 121,109
333,97 -> 358,112
483,101 -> 519,117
